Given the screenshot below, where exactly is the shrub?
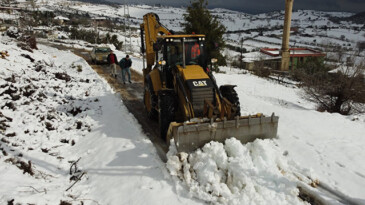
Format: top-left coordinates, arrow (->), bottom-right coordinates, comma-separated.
357,41 -> 365,52
77,65 -> 82,72
252,61 -> 270,77
253,67 -> 271,77
297,57 -> 365,115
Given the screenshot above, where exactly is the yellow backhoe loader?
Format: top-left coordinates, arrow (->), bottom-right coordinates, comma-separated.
140,13 -> 279,152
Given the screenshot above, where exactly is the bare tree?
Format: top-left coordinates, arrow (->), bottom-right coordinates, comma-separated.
239,37 -> 244,68
104,19 -> 114,32
357,41 -> 365,52
298,55 -> 365,115
253,54 -> 270,77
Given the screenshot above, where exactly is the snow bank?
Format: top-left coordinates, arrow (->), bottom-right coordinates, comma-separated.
167,138 -> 308,205
0,35 -> 99,203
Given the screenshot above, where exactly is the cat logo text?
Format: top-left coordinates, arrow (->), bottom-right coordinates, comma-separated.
192,80 -> 207,87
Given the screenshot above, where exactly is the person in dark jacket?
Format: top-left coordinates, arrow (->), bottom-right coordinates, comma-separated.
119,55 -> 132,84
107,50 -> 118,78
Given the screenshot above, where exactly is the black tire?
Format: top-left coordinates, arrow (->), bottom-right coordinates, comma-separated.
219,85 -> 241,116
158,90 -> 177,141
144,87 -> 158,120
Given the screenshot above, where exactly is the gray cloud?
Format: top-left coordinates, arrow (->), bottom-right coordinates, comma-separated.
110,0 -> 365,13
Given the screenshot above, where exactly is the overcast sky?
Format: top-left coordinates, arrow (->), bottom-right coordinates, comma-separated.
109,0 -> 365,13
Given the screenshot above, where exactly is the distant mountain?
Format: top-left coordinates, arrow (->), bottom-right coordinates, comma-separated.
330,11 -> 365,25
71,0 -> 116,5
348,11 -> 365,24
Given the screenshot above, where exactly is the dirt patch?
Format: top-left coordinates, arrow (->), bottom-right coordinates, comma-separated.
20,54 -> 35,62
59,200 -> 72,205
1,138 -> 10,144
22,85 -> 36,97
5,132 -> 16,137
0,85 -> 18,96
68,107 -> 82,116
4,75 -> 16,83
60,139 -> 69,144
5,158 -> 34,176
76,121 -> 82,129
45,122 -> 55,131
2,102 -> 16,111
55,72 -> 71,82
41,148 -> 49,153
7,199 -> 14,205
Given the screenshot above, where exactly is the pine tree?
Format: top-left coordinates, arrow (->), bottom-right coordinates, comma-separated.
182,0 -> 226,66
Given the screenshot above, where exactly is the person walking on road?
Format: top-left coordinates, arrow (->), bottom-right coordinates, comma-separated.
119,55 -> 132,84
107,50 -> 118,78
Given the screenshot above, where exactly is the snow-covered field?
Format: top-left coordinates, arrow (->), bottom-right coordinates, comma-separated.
215,67 -> 365,202
12,0 -> 358,56
67,3 -> 364,53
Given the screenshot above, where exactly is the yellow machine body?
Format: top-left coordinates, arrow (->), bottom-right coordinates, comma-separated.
140,13 -> 279,152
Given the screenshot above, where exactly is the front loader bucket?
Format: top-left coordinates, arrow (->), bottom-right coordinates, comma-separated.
167,113 -> 279,153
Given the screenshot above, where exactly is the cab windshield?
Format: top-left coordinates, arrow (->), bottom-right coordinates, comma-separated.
166,38 -> 204,67
95,47 -> 111,53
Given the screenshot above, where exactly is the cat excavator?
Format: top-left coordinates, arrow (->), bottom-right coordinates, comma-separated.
140,13 -> 279,152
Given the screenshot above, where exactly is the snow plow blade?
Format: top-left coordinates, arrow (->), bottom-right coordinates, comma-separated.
167,113 -> 279,153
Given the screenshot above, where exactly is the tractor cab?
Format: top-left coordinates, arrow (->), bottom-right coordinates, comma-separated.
155,35 -> 206,70
153,35 -> 207,89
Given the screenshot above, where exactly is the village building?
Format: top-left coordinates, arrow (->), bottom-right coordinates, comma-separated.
53,16 -> 69,25
242,48 -> 326,71
92,17 -> 108,27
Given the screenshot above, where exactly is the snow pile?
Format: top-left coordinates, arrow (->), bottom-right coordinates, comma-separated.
167,138 -> 308,205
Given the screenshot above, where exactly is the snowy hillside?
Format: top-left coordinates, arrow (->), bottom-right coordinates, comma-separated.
0,35 -> 202,204
3,0 -> 365,59
65,3 -> 365,53
9,0 -> 359,56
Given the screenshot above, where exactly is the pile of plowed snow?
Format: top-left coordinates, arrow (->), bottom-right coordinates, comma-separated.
167,138 -> 312,205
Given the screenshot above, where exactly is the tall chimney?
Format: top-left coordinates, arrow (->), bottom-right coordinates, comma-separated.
280,0 -> 294,71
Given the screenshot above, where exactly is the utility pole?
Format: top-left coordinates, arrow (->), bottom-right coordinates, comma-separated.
123,1 -> 125,52
123,0 -> 131,53
240,37 -> 244,69
129,4 -> 131,54
280,0 -> 294,71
